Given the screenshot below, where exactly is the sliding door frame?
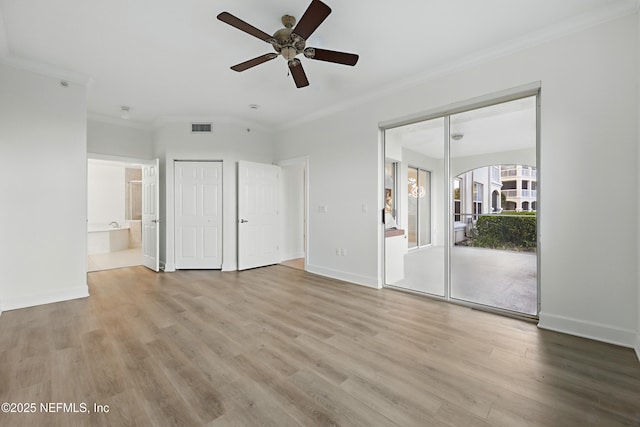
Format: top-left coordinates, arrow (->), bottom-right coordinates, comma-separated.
380,82 -> 541,320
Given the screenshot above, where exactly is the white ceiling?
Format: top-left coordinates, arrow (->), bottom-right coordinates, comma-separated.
388,96 -> 536,159
0,0 -> 636,129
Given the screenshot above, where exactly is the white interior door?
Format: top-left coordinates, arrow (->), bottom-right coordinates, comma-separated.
175,161 -> 223,269
142,159 -> 160,272
238,160 -> 279,270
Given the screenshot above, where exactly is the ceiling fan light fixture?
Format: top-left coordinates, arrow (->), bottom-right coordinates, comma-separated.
281,46 -> 298,61
303,47 -> 315,59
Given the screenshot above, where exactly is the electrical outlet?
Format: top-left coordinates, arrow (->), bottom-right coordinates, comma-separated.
336,248 -> 340,256
342,248 -> 347,256
361,203 -> 368,213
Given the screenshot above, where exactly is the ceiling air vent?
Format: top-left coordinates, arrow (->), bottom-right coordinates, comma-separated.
191,123 -> 212,133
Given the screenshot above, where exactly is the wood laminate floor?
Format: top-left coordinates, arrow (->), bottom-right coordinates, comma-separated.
280,258 -> 305,271
0,265 -> 639,426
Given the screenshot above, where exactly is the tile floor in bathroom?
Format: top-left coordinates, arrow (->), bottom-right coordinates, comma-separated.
88,248 -> 145,272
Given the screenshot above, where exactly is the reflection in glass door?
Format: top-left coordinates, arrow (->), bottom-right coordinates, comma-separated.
384,93 -> 539,317
384,117 -> 445,296
407,167 -> 432,249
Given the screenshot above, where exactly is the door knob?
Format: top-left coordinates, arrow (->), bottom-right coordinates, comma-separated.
240,219 -> 249,223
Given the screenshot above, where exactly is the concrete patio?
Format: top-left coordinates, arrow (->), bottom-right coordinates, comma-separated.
388,245 -> 537,315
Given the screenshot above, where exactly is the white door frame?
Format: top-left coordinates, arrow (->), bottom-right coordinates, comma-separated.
378,82 -> 541,319
86,153 -> 159,272
277,156 -> 309,271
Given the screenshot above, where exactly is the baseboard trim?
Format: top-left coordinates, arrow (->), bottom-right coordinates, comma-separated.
635,333 -> 640,362
538,312 -> 636,349
306,264 -> 380,289
1,285 -> 90,312
222,262 -> 237,272
280,252 -> 305,263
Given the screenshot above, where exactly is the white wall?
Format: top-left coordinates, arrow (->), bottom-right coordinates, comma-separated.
275,115 -> 381,287
87,119 -> 154,160
451,149 -> 536,177
87,163 -> 126,226
275,14 -> 639,348
154,122 -> 274,271
279,161 -> 305,261
0,8 -> 8,56
0,61 -> 88,311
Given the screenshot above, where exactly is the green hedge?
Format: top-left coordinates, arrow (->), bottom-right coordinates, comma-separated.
473,214 -> 537,250
499,211 -> 537,216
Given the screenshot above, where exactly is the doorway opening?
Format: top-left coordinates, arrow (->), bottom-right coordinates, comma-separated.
382,90 -> 539,318
87,158 -> 144,271
278,157 -> 308,272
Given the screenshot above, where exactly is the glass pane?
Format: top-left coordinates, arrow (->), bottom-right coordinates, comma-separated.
450,96 -> 538,315
407,167 -> 418,249
418,169 -> 430,245
385,162 -> 397,225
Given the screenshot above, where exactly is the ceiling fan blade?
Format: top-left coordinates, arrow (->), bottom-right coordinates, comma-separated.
304,48 -> 359,66
217,12 -> 274,43
231,53 -> 279,72
292,0 -> 331,41
288,59 -> 309,88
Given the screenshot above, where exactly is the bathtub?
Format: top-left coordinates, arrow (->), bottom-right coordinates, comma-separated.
88,223 -> 130,255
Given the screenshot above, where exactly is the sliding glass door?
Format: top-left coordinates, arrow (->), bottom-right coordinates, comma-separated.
383,92 -> 539,317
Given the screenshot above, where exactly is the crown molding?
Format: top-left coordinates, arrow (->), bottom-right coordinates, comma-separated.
87,112 -> 154,131
153,115 -> 273,134
89,112 -> 274,134
278,1 -> 640,132
0,53 -> 92,86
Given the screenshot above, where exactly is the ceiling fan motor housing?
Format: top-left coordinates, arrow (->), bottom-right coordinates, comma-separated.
272,15 -> 306,60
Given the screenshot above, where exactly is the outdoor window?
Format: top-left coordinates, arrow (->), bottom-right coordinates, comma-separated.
491,166 -> 501,183
473,182 -> 483,219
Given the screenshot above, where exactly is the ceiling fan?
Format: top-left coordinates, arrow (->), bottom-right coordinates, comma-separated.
217,0 -> 359,88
